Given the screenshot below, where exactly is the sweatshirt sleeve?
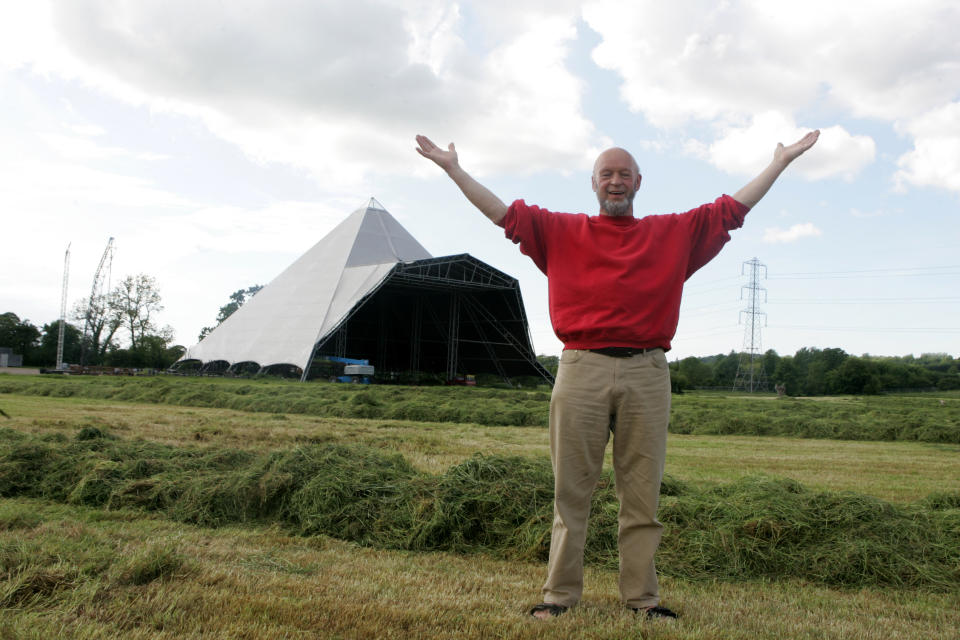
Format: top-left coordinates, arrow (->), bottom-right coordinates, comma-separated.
683,194 -> 750,279
499,199 -> 551,275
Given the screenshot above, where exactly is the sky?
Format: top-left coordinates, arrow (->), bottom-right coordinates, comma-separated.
1,0 -> 958,362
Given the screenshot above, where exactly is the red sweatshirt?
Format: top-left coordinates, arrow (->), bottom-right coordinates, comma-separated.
498,195 -> 749,351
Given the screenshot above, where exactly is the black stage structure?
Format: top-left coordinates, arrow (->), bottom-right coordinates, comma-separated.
184,253 -> 554,386
303,253 -> 553,385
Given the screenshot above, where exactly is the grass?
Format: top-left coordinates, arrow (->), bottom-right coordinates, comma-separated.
1,374 -> 958,442
1,498 -> 958,639
0,375 -> 551,427
1,393 -> 958,502
666,434 -> 960,502
0,426 -> 957,590
670,392 -> 960,443
1,377 -> 960,637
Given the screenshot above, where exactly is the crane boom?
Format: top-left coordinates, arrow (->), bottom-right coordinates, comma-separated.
56,243 -> 71,370
80,237 -> 115,366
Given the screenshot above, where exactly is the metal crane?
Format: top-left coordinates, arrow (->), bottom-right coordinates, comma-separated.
56,243 -> 71,370
80,237 -> 115,366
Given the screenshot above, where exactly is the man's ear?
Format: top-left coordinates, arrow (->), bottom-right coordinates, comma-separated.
636,174 -> 642,190
591,174 -> 598,192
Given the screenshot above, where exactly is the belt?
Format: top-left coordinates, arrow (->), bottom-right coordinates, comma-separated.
587,346 -> 664,358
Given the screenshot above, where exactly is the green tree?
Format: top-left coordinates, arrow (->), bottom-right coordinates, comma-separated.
712,351 -> 740,388
804,359 -> 829,395
36,320 -> 83,367
537,354 -> 559,377
679,356 -> 713,387
199,285 -> 263,341
762,349 -> 780,379
0,312 -> 41,364
937,372 -> 960,390
834,357 -> 880,395
71,295 -> 122,364
111,274 -> 164,350
772,356 -> 799,394
821,347 -> 849,371
670,369 -> 689,393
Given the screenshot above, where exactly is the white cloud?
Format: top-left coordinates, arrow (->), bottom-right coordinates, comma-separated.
583,0 -> 958,185
762,223 -> 822,244
584,0 -> 960,125
703,112 -> 875,179
584,0 -> 817,128
153,201 -> 348,257
3,0 -> 598,182
894,102 -> 960,194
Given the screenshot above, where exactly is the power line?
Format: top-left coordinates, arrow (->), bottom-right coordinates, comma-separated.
769,264 -> 960,280
771,264 -> 960,276
769,296 -> 960,305
770,325 -> 960,334
683,275 -> 742,293
771,273 -> 960,280
680,301 -> 742,314
677,326 -> 741,339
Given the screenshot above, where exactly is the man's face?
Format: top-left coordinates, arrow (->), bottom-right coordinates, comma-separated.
591,148 -> 642,216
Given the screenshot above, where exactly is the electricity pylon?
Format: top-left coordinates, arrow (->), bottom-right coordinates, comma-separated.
732,257 -> 768,392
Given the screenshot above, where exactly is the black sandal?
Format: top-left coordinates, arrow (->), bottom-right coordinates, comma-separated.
529,603 -> 568,618
632,605 -> 678,619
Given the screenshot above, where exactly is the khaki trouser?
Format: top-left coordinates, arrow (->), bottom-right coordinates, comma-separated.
542,348 -> 671,609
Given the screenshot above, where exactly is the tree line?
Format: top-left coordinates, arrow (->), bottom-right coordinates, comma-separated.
536,347 -> 959,395
670,347 -> 960,394
6,276 -> 959,393
1,274 -> 184,370
1,282 -> 266,371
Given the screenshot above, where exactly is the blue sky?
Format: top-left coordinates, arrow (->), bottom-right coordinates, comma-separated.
1,1 -> 958,361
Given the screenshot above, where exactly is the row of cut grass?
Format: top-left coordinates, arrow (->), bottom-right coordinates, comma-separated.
0,375 -> 550,426
2,374 -> 957,442
1,426 -> 957,590
670,392 -> 960,442
3,392 -> 958,502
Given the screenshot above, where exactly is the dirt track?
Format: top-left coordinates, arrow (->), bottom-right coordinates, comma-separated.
0,367 -> 41,375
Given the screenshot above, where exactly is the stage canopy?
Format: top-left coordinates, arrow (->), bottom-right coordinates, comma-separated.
178,199 -> 552,384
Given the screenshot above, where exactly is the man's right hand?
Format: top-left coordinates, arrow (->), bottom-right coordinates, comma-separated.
416,135 -> 459,173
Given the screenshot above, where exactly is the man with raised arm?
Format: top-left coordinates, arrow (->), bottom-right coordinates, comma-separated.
415,131 -> 819,620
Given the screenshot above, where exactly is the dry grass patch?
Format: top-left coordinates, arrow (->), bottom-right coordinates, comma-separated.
1,498 -> 958,640
0,394 -> 544,473
666,434 -> 960,502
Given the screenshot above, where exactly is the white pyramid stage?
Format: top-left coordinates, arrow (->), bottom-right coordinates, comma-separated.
179,199 -> 552,384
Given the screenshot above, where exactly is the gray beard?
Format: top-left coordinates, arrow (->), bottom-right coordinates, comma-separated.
598,194 -> 634,216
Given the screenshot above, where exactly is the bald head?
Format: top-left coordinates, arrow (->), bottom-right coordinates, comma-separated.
593,147 -> 639,176
592,147 -> 642,216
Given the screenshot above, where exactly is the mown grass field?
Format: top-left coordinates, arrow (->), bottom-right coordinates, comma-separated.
1,393 -> 957,502
1,374 -> 959,639
2,374 -> 958,442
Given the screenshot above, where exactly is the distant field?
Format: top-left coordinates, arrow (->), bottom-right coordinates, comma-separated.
1,373 -> 958,442
1,376 -> 959,639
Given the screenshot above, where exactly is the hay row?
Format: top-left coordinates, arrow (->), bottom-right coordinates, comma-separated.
1,426 -> 957,590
